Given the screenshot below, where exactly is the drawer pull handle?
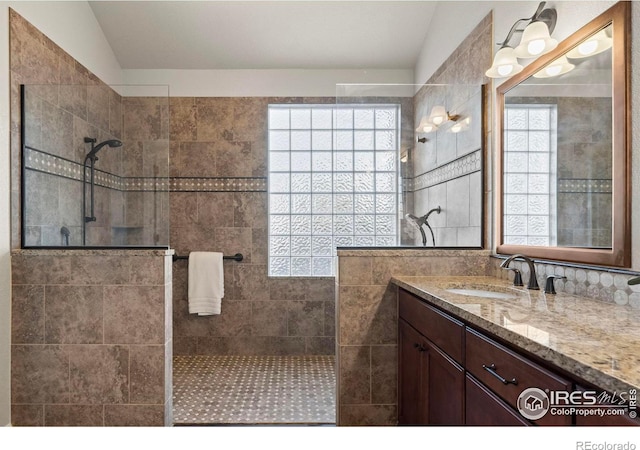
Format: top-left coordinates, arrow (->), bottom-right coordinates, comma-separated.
482,363 -> 518,385
414,343 -> 426,352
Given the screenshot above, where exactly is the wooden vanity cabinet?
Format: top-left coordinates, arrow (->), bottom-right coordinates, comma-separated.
398,288 -> 638,427
398,290 -> 464,425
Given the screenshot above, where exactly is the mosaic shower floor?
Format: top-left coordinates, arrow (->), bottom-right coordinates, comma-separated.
173,355 -> 336,425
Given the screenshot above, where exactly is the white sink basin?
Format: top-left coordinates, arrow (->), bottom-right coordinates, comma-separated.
445,288 -> 518,300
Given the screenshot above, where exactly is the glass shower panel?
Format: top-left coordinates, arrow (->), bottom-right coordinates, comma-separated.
336,83 -> 484,248
20,84 -> 170,248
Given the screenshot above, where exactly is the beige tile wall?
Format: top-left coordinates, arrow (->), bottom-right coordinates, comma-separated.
10,250 -> 172,426
169,97 -> 337,356
336,249 -> 493,425
11,10 -> 169,248
409,13 -> 492,248
10,10 -> 125,247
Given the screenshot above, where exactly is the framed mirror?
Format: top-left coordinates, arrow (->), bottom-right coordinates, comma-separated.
496,1 -> 630,267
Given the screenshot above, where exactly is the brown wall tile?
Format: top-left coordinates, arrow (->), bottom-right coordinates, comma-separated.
45,285 -> 103,344
339,346 -> 370,404
371,345 -> 397,404
104,405 -> 164,426
104,286 -> 165,344
11,405 -> 44,426
306,337 -> 336,356
130,345 -> 165,404
233,264 -> 269,300
339,257 -> 373,285
288,301 -> 324,337
11,345 -> 69,404
11,284 -> 44,344
69,345 -> 129,404
44,405 -> 103,426
251,302 -> 287,336
339,284 -> 397,346
339,404 -> 396,426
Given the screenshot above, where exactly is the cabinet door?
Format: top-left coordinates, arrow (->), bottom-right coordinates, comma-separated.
425,340 -> 464,425
399,319 -> 427,425
399,319 -> 464,425
466,375 -> 529,426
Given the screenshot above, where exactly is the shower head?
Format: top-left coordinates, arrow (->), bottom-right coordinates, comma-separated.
85,138 -> 122,160
405,213 -> 427,246
405,206 -> 442,247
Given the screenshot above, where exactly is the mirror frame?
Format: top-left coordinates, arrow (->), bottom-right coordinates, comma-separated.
496,1 -> 631,268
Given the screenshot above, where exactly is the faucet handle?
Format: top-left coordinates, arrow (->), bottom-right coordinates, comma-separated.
504,267 -> 523,287
544,276 -> 567,295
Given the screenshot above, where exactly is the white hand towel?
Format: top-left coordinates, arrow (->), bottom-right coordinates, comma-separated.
188,252 -> 224,316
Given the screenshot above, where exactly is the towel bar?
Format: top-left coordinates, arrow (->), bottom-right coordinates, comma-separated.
172,253 -> 243,262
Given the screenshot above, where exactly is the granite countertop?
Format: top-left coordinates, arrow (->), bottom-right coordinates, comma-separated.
391,275 -> 640,395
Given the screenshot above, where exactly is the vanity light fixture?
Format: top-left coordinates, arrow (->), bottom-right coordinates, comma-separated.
532,55 -> 575,78
415,116 -> 438,133
428,105 -> 460,125
514,20 -> 558,58
566,29 -> 612,58
449,117 -> 471,133
485,1 -> 557,79
485,47 -> 524,78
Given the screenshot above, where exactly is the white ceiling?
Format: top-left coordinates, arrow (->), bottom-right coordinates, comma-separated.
89,1 -> 437,70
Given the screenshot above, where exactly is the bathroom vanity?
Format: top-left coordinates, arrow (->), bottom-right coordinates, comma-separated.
393,276 -> 640,426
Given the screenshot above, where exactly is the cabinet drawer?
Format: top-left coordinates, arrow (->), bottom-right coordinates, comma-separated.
399,289 -> 464,364
465,328 -> 572,426
466,374 -> 529,426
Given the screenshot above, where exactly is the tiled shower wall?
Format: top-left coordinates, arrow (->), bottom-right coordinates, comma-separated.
336,249 -> 492,425
9,11 -> 173,426
10,9 -> 121,247
169,97 -> 336,356
11,250 -> 172,426
408,13 -> 492,247
335,12 -> 494,427
11,9 -> 169,248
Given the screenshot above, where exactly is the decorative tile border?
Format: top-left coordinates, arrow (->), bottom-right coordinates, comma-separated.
169,177 -> 267,192
411,149 -> 481,192
24,147 -> 266,192
25,146 -> 122,190
494,258 -> 640,306
558,179 -> 612,194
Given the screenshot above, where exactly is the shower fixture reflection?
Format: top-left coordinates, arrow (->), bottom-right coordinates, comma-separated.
405,206 -> 441,247
82,137 -> 122,245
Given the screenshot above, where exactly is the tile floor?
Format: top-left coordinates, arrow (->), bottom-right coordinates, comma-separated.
173,355 -> 336,425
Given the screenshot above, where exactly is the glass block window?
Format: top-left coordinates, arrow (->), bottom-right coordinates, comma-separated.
503,104 -> 557,246
268,104 -> 400,276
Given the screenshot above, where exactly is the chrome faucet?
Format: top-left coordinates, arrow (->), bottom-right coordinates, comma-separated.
500,254 -> 540,290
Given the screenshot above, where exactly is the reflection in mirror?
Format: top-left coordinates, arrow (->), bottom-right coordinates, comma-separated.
497,2 -> 630,267
503,24 -> 612,249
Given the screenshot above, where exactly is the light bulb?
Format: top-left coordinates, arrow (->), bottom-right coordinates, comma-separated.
545,65 -> 562,77
514,21 -> 557,58
532,55 -> 575,79
429,105 -> 448,125
451,123 -> 462,133
567,29 -> 612,59
486,47 -> 523,78
527,39 -> 546,56
497,65 -> 514,77
578,40 -> 598,56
